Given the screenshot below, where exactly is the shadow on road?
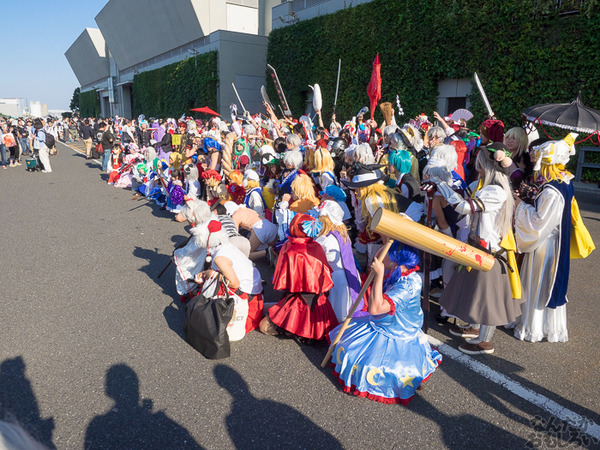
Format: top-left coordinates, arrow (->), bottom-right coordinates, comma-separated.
133,238 -> 190,340
214,364 -> 342,449
85,364 -> 202,449
0,357 -> 55,449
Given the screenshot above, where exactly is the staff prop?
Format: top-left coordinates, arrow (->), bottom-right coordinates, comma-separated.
421,194 -> 434,333
370,208 -> 495,271
320,239 -> 394,368
157,234 -> 193,279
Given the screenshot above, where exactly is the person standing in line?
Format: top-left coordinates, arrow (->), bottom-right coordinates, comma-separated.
27,119 -> 35,151
100,122 -> 114,171
80,119 -> 94,159
17,119 -> 31,156
33,118 -> 52,173
45,119 -> 59,144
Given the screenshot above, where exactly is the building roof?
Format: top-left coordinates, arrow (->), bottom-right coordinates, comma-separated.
65,28 -> 110,87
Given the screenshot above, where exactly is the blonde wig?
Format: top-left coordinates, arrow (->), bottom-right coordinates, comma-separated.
537,163 -> 572,184
311,147 -> 335,173
357,183 -> 399,227
291,173 -> 319,204
504,127 -> 529,159
318,215 -> 349,242
228,169 -> 244,186
245,179 -> 260,189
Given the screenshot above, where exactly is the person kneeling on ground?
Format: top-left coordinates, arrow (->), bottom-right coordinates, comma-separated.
328,243 -> 442,404
194,220 -> 264,339
260,213 -> 338,343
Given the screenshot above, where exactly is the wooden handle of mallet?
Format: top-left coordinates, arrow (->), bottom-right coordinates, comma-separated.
320,239 -> 394,368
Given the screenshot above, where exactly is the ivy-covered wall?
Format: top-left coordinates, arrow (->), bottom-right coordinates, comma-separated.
79,90 -> 101,118
132,51 -> 219,118
266,0 -> 600,130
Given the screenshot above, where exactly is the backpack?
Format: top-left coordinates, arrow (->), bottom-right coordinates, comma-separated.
37,129 -> 55,149
45,132 -> 56,149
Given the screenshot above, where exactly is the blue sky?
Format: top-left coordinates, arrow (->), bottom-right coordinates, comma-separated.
0,0 -> 108,110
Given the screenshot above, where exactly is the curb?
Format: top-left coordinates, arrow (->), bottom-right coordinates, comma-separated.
573,182 -> 600,197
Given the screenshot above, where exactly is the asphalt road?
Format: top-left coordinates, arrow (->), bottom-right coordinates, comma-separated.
1,142 -> 599,449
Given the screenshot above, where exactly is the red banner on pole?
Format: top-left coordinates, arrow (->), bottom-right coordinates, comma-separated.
366,54 -> 381,120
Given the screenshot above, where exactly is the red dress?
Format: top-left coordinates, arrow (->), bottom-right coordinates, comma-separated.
268,215 -> 339,339
108,157 -> 123,184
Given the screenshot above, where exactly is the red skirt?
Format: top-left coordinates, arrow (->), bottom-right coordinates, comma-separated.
268,293 -> 339,340
240,291 -> 264,333
215,285 -> 264,335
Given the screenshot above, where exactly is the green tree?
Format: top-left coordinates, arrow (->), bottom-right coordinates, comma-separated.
70,87 -> 80,113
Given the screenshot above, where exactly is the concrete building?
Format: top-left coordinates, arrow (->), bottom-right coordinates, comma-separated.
30,101 -> 49,118
65,0 -> 382,118
66,0 -> 279,118
0,98 -> 29,117
271,0 -> 373,29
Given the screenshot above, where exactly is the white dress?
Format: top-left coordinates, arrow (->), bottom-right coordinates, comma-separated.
316,234 -> 353,321
514,184 -> 569,343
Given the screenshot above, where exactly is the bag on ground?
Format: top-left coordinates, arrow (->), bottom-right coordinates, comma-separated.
183,276 -> 234,359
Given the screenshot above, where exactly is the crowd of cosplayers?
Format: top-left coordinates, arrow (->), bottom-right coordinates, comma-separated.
66,95 -> 592,405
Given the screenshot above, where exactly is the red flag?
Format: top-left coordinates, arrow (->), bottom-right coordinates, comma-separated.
366,53 -> 381,120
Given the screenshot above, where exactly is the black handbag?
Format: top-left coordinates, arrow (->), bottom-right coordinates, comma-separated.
183,277 -> 234,359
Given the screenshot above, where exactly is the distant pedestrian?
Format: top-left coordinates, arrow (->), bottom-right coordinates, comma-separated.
33,118 -> 52,173
80,119 -> 94,159
100,122 -> 114,171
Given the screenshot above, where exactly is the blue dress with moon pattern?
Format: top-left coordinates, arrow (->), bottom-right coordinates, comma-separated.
329,271 -> 442,404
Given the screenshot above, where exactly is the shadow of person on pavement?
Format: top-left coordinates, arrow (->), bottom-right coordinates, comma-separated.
409,394 -> 530,448
214,364 -> 343,449
0,357 -> 55,449
85,364 -> 202,449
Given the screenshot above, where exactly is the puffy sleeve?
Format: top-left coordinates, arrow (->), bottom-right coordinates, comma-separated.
450,184 -> 507,215
475,185 -> 507,212
514,185 -> 564,253
384,274 -> 421,309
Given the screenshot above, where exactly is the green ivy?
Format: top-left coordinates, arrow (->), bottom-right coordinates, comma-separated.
266,0 -> 600,139
79,90 -> 100,118
132,51 -> 219,119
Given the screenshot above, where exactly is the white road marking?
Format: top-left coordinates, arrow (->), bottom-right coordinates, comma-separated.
428,335 -> 600,441
60,141 -> 101,164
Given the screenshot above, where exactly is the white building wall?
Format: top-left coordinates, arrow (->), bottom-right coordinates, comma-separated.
30,101 -> 48,118
272,0 -> 372,29
0,98 -> 28,116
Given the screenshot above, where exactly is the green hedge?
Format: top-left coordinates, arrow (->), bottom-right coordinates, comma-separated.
266,0 -> 600,137
79,90 -> 100,118
132,51 -> 219,118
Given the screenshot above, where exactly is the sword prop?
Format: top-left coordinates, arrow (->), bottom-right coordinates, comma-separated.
231,83 -> 248,115
260,85 -> 275,112
267,64 -> 292,118
474,72 -> 494,117
333,59 -> 341,115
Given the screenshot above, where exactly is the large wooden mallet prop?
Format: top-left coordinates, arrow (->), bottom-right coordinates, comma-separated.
369,208 -> 495,271
320,239 -> 394,368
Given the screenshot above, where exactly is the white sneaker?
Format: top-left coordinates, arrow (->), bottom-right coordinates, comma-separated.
42,169 -> 52,173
